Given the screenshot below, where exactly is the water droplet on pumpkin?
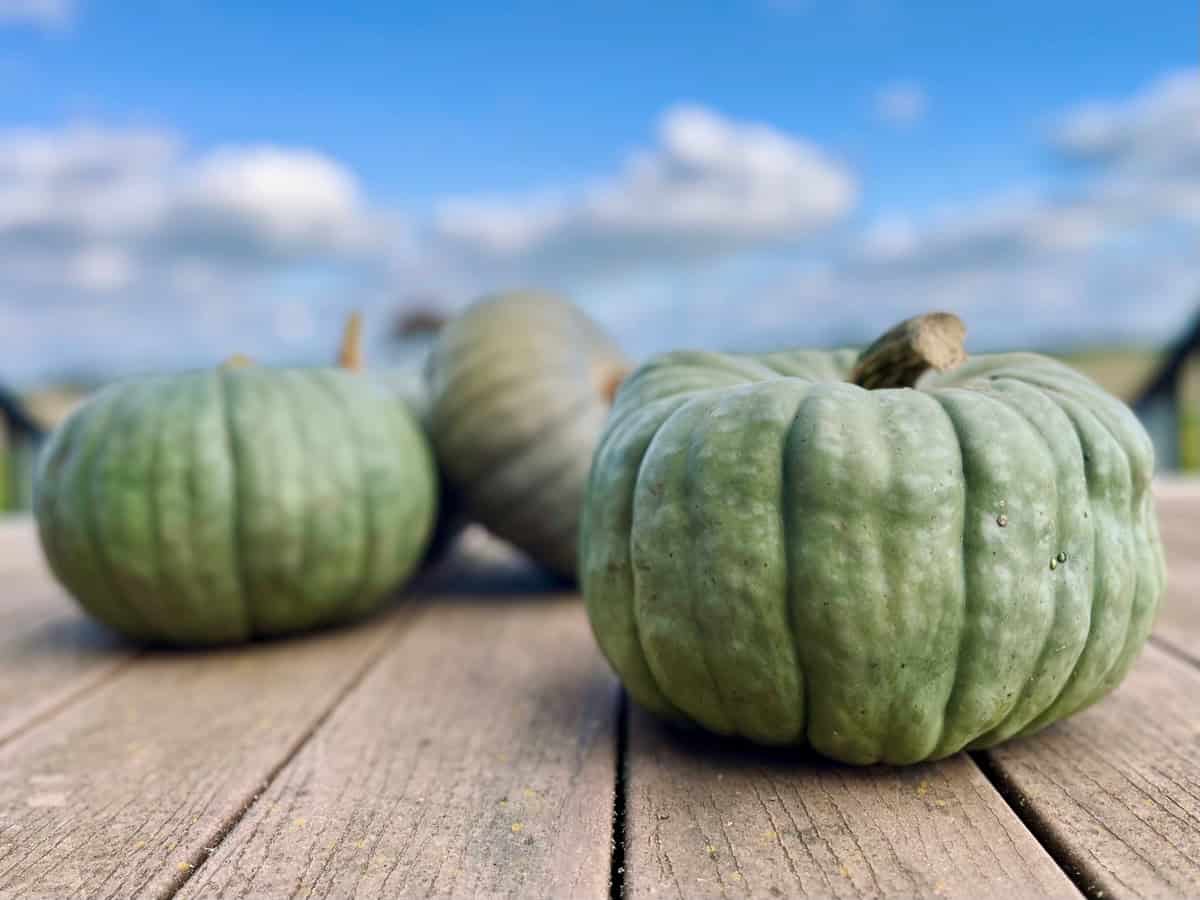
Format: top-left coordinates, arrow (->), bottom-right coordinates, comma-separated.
1049,558 -> 1058,570
1057,551 -> 1067,563
996,514 -> 1008,527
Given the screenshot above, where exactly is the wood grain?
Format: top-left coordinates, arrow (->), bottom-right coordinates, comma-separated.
1149,490 -> 1200,654
0,518 -> 41,577
0,534 -> 134,747
0,595 -> 132,748
176,598 -> 618,900
0,608 -> 407,899
1152,557 -> 1200,658
981,644 -> 1200,899
623,707 -> 1078,899
1156,516 -> 1200,562
1152,477 -> 1200,506
1152,478 -> 1200,560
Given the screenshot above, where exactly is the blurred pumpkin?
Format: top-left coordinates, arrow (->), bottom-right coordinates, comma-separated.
425,291 -> 629,580
33,325 -> 437,646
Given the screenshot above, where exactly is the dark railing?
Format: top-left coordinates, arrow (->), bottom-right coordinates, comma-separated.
0,387 -> 45,512
1131,305 -> 1200,472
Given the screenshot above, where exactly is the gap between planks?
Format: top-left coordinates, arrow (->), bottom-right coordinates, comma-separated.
0,477 -> 1193,899
0,650 -> 140,753
611,494 -> 1200,900
173,596 -> 619,900
618,702 -> 1080,900
0,522 -> 618,900
164,607 -> 417,898
616,635 -> 1200,900
0,568 -> 140,749
0,603 -> 424,900
975,642 -> 1200,899
173,484 -> 1197,900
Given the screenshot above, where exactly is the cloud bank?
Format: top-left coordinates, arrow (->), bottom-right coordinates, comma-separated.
431,104 -> 857,279
0,69 -> 1197,382
0,0 -> 73,28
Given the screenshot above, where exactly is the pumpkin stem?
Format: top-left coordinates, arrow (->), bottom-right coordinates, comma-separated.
338,311 -> 364,372
595,363 -> 631,406
222,354 -> 254,369
849,312 -> 967,390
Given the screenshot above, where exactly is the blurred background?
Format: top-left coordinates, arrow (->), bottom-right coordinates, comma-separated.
1,0 -> 1198,508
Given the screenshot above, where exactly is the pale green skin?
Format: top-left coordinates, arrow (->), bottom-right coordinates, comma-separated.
34,367 -> 438,646
581,349 -> 1166,764
427,292 -> 629,579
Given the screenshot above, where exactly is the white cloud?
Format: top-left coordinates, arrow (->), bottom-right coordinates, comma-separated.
840,69 -> 1200,285
0,122 -> 400,381
178,148 -> 371,253
0,106 -> 856,382
1051,68 -> 1200,175
856,215 -> 919,263
432,104 -> 856,277
4,72 -> 1198,385
0,126 -> 177,253
0,0 -> 73,28
847,188 -> 1111,273
874,82 -> 928,126
0,123 -> 380,284
65,245 -> 135,292
435,190 -> 565,256
596,69 -> 1199,359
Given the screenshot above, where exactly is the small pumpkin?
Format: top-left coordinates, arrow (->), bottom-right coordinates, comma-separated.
34,323 -> 438,646
581,312 -> 1166,764
425,291 -> 629,579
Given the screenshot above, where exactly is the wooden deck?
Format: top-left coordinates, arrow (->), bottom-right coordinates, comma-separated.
0,482 -> 1198,899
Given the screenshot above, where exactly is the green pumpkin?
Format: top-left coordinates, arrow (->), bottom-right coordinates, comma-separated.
426,291 -> 630,579
34,362 -> 437,646
581,313 -> 1166,765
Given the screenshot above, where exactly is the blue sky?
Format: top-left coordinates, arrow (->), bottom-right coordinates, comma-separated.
0,0 -> 1197,383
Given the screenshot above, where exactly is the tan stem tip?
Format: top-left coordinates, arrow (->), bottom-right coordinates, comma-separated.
594,362 -> 631,406
850,312 -> 967,390
222,354 -> 254,369
338,310 -> 364,372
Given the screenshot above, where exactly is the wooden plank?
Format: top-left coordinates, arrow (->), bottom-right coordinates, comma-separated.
1152,476 -> 1200,506
1156,503 -> 1198,525
0,593 -> 132,748
0,517 -> 41,576
1153,558 -> 1200,658
1158,523 -> 1200,565
0,607 -> 408,899
981,644 -> 1200,899
1147,501 -> 1200,654
1150,483 -> 1199,565
623,707 -> 1079,899
0,526 -> 135,747
176,597 -> 617,900
0,567 -> 70,633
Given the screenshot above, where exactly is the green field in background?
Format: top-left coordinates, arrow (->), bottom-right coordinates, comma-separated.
0,443 -> 36,513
